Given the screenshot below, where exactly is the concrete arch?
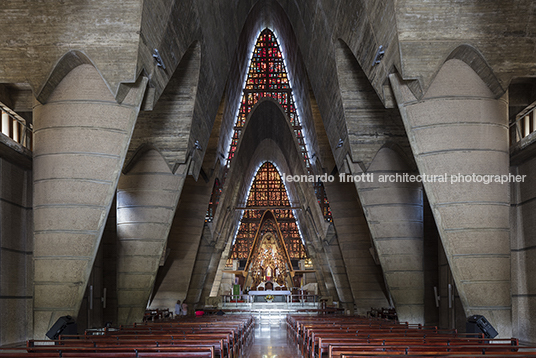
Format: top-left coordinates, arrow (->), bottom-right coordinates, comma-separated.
36,50 -> 112,104
217,0 -> 323,177
370,141 -> 418,173
214,136 -> 350,304
136,0 -> 202,107
209,98 -> 341,288
123,143 -> 168,175
335,39 -> 411,170
217,98 -> 316,226
334,37 -> 422,320
443,44 -> 505,99
127,41 -> 201,174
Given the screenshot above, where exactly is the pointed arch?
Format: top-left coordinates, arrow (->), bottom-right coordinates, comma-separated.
209,28 -> 332,222
229,161 -> 307,262
244,210 -> 295,288
126,41 -> 201,173
36,50 -> 108,104
443,44 -> 505,98
122,143 -> 169,175
225,28 -> 311,172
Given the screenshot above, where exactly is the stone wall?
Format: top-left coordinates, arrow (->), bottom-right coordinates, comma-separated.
511,148 -> 536,344
0,149 -> 32,345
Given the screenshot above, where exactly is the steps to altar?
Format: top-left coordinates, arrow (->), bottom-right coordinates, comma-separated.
219,301 -> 320,326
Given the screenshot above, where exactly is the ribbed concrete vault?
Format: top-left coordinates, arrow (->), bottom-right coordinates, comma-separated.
208,99 -> 333,300
2,0 -> 534,344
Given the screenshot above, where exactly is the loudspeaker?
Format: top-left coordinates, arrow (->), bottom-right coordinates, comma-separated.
45,315 -> 78,340
466,315 -> 498,338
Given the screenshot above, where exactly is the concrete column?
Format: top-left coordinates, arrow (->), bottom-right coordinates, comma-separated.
390,59 -> 511,336
323,181 -> 390,314
316,248 -> 340,301
198,247 -> 223,305
149,175 -> 213,312
32,64 -> 146,337
347,148 -> 425,324
116,150 -> 187,325
307,248 -> 332,298
102,196 -> 118,326
321,225 -> 355,312
184,224 -> 216,306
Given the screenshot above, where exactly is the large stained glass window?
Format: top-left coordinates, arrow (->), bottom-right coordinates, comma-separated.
229,162 -> 307,261
205,28 -> 332,223
227,28 -> 309,169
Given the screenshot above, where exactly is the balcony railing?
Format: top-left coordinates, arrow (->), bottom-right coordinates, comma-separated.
510,103 -> 536,146
0,104 -> 32,151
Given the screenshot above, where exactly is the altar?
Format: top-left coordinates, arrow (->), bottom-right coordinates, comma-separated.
248,290 -> 291,302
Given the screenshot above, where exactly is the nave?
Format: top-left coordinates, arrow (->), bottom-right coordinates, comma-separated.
3,312 -> 536,357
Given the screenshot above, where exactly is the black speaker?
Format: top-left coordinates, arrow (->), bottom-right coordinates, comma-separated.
466,315 -> 498,338
45,315 -> 78,340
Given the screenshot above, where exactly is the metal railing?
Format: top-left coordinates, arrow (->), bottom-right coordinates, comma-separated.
510,104 -> 536,146
221,293 -> 319,307
0,105 -> 33,151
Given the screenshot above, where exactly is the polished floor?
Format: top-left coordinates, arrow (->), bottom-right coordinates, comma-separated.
242,321 -> 301,358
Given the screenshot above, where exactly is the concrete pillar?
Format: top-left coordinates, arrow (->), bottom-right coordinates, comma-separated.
32,64 -> 146,337
149,175 -> 212,312
184,224 -> 216,306
198,247 -> 223,304
316,248 -> 340,301
323,181 -> 389,314
347,148 -> 425,324
116,150 -> 187,325
390,59 -> 511,336
307,248 -> 333,298
102,196 -> 118,326
321,223 -> 356,311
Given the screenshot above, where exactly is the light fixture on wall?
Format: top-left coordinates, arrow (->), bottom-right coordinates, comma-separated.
372,45 -> 385,67
336,138 -> 344,149
152,49 -> 166,70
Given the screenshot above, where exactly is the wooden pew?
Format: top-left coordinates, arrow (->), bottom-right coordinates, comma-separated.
0,314 -> 254,358
29,338 -> 224,357
285,313 -> 536,358
0,345 -> 214,357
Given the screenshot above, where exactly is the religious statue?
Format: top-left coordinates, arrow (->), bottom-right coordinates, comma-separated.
265,266 -> 272,281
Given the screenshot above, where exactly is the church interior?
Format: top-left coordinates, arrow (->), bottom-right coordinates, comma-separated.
1,0 -> 536,355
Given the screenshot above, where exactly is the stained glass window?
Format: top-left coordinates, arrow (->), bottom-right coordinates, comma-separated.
229,162 -> 307,260
227,28 -> 309,169
205,28 -> 332,223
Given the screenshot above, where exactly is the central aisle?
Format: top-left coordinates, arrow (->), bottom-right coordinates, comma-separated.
243,321 -> 300,358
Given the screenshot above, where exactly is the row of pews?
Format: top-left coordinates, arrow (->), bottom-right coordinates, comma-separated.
287,314 -> 536,358
0,314 -> 254,358
143,308 -> 174,322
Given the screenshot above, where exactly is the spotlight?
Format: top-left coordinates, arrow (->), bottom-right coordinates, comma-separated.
372,45 -> 385,67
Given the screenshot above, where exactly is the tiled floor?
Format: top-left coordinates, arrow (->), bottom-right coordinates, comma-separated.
242,321 -> 301,358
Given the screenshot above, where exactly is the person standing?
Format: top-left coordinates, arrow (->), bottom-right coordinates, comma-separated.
175,300 -> 182,317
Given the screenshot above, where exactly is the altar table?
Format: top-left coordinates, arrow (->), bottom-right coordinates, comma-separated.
248,290 -> 291,302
